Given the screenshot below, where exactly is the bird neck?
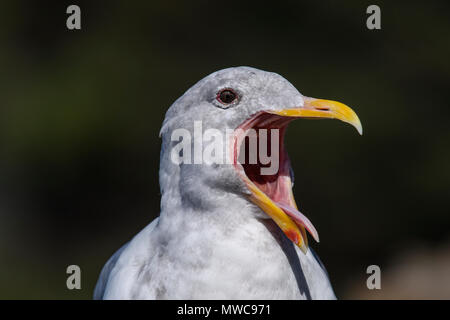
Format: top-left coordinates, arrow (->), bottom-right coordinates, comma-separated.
157,135 -> 257,236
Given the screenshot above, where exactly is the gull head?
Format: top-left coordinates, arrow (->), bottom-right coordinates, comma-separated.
159,66 -> 362,253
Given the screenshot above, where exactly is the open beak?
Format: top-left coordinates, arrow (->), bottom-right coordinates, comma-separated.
231,97 -> 362,253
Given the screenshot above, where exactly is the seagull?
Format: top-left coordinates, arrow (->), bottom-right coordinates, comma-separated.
94,67 -> 362,300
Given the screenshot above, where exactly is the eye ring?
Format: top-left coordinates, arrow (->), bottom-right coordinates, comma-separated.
216,88 -> 238,105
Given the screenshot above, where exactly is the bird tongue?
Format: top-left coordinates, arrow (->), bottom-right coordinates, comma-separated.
243,159 -> 320,244
274,202 -> 319,243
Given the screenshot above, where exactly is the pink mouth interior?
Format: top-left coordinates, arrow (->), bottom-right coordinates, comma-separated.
232,112 -> 319,243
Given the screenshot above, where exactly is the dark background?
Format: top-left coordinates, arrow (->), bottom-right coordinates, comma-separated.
0,1 -> 449,299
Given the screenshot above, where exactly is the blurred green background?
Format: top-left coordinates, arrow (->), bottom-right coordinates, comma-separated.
0,0 -> 449,299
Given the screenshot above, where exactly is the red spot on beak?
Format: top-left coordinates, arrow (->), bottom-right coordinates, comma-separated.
285,229 -> 299,244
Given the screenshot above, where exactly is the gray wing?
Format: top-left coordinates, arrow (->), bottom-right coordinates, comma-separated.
93,218 -> 159,299
93,242 -> 129,300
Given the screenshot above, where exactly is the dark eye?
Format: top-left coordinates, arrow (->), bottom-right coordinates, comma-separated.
217,89 -> 237,104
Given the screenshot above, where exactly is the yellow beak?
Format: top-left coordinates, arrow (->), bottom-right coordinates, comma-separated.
269,97 -> 363,135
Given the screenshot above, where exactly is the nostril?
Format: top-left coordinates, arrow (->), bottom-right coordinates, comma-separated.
315,106 -> 330,111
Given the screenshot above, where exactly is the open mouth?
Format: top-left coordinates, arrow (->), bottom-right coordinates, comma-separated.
230,98 -> 362,253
